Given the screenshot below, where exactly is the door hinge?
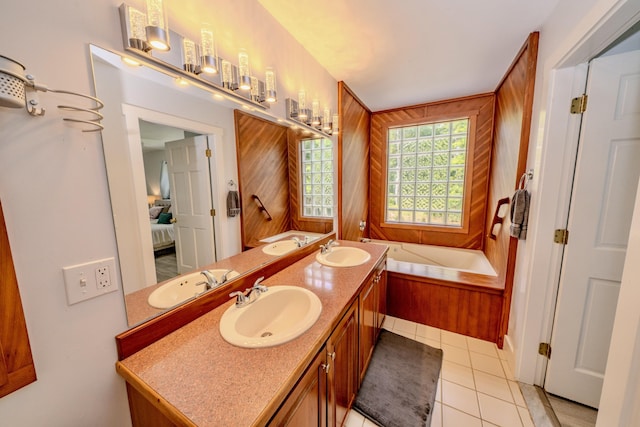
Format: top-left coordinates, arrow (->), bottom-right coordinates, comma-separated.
539,342 -> 552,359
210,208 -> 216,217
205,148 -> 212,157
570,94 -> 588,114
554,229 -> 569,245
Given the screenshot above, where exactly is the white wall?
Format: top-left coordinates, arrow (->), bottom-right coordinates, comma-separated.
506,1 -> 640,424
0,0 -> 337,425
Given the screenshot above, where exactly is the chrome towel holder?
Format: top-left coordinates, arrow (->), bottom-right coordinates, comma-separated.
0,54 -> 104,132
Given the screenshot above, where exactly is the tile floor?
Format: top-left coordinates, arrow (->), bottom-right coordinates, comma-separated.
345,315 -> 535,427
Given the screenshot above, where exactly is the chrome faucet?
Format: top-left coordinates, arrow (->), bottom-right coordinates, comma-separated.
229,277 -> 268,307
292,236 -> 310,247
319,239 -> 337,254
200,270 -> 219,290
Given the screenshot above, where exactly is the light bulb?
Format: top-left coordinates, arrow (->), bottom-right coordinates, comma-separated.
238,49 -> 251,90
265,67 -> 277,103
200,26 -> 217,73
145,0 -> 170,51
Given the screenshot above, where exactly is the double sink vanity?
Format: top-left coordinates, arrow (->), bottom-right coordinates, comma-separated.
116,238 -> 388,426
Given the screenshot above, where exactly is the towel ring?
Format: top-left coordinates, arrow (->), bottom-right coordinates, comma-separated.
518,169 -> 534,190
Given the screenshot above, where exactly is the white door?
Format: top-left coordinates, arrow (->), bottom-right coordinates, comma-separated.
545,50 -> 640,408
165,136 -> 217,274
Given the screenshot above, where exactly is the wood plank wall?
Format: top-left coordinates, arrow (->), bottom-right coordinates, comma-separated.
235,110 -> 290,249
338,82 -> 371,241
485,33 -> 539,346
369,94 -> 495,248
0,201 -> 37,398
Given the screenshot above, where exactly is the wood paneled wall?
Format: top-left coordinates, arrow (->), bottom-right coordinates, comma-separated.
235,110 -> 290,249
338,82 -> 371,241
485,33 -> 539,345
0,201 -> 37,398
370,94 -> 495,249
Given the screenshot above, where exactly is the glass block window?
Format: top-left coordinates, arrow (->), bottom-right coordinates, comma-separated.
301,138 -> 334,218
386,119 -> 469,227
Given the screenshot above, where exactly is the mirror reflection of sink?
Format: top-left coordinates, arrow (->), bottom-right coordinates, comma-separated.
316,246 -> 371,267
219,286 -> 322,348
262,240 -> 299,256
148,269 -> 240,309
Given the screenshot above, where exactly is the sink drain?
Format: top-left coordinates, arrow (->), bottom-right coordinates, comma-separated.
261,332 -> 273,337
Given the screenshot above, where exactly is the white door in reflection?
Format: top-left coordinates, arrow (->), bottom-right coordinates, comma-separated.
165,135 -> 217,274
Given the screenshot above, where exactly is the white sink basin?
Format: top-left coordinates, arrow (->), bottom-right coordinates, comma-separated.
219,286 -> 322,348
262,240 -> 299,256
316,246 -> 371,267
148,269 -> 240,309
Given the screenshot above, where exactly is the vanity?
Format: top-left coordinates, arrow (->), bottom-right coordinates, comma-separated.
116,240 -> 388,426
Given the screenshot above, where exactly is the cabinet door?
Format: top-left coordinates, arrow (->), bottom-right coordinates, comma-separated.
269,348 -> 328,427
359,277 -> 377,382
327,301 -> 358,427
376,265 -> 388,333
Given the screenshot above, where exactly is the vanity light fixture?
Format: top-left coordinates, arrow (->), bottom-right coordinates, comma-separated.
182,38 -> 200,74
127,7 -> 150,51
265,67 -> 277,103
323,107 -> 332,131
250,76 -> 265,103
298,90 -> 308,120
200,25 -> 218,74
332,113 -> 339,134
311,99 -> 321,126
238,49 -> 251,90
145,0 -> 170,51
221,59 -> 233,89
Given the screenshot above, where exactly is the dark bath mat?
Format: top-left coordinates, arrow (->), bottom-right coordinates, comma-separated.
353,329 -> 443,427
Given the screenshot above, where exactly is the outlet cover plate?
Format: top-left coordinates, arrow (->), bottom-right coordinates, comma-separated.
62,257 -> 118,305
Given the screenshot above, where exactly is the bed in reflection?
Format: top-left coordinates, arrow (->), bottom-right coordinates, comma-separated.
149,199 -> 174,252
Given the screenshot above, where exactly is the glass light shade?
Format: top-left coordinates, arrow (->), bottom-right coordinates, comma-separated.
250,76 -> 259,98
182,38 -> 198,73
312,99 -> 321,125
323,107 -> 332,130
332,113 -> 339,133
200,27 -> 217,73
128,7 -> 149,51
238,49 -> 251,90
221,59 -> 232,89
265,67 -> 277,103
298,90 -> 307,119
145,0 -> 170,50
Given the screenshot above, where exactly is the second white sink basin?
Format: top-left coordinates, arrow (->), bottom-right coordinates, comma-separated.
148,269 -> 240,309
316,246 -> 371,267
262,239 -> 299,256
219,286 -> 322,348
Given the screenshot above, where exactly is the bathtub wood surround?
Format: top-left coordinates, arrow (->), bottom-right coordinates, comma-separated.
116,241 -> 388,426
115,234 -> 336,360
338,82 -> 371,241
0,201 -> 37,398
370,93 -> 495,249
486,32 -> 539,347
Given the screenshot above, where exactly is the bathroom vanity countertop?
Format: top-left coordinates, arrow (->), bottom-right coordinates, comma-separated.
116,240 -> 388,426
124,235 -> 314,326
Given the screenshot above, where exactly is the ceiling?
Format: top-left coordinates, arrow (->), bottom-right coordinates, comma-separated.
258,0 -> 560,111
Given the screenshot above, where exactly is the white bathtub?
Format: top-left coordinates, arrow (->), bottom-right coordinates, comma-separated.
371,240 -> 497,277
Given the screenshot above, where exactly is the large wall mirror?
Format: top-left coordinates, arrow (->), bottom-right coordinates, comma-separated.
90,45 -> 336,328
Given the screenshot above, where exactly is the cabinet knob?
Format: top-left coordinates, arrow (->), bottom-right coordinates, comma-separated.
321,363 -> 331,373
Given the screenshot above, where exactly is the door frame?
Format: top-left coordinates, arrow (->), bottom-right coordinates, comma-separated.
114,104 -> 224,291
511,0 -> 640,416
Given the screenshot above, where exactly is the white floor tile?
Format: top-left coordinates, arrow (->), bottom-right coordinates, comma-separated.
442,405 -> 483,427
496,347 -> 509,361
441,380 -> 480,418
482,421 -> 500,427
508,381 -> 526,407
435,377 -> 442,403
393,328 -> 417,340
393,318 -> 417,336
344,410 -> 365,427
467,337 -> 499,357
478,393 -> 523,427
382,315 -> 396,330
362,419 -> 377,427
417,323 -> 441,341
441,343 -> 472,367
500,358 -> 516,381
470,352 -> 506,377
473,370 -> 513,403
415,335 -> 441,349
431,401 -> 443,427
517,405 -> 535,427
441,360 -> 475,389
442,330 -> 469,349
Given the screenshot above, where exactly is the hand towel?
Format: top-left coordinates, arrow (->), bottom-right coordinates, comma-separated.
227,190 -> 240,217
510,189 -> 530,239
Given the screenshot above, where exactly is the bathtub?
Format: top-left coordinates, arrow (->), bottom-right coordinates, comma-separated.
370,240 -> 497,277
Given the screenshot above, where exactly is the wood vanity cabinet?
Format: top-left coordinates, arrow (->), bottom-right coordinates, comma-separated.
359,260 -> 387,382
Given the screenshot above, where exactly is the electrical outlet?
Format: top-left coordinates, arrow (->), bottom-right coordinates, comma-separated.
63,257 -> 118,305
